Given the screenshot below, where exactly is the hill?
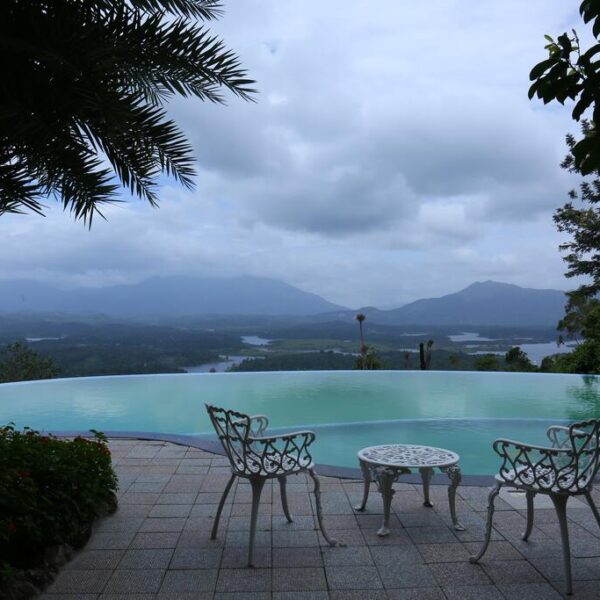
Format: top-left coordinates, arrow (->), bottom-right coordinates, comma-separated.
0,276 -> 346,317
356,281 -> 567,327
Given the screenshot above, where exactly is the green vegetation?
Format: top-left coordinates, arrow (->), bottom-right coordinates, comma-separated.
529,1 -> 600,175
1,0 -> 255,222
0,342 -> 59,383
0,426 -> 117,588
353,313 -> 382,369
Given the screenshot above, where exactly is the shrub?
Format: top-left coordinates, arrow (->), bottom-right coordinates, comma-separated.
0,425 -> 118,582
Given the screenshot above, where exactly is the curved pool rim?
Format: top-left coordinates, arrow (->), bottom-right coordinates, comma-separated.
2,369 -> 599,483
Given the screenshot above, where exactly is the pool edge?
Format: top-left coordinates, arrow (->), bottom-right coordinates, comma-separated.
50,430 -> 497,486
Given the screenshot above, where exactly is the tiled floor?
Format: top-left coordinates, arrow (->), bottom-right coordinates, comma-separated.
39,439 -> 600,599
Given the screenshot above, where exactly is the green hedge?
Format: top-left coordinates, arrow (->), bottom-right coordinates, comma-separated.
0,425 -> 118,580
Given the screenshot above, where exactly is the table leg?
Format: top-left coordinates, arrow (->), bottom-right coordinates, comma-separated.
354,459 -> 371,512
375,468 -> 396,536
419,467 -> 434,507
442,464 -> 465,531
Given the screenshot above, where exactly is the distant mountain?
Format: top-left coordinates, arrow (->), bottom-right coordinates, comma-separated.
355,281 -> 568,327
0,276 -> 346,317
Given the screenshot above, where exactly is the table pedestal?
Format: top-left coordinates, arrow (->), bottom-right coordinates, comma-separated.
355,455 -> 465,536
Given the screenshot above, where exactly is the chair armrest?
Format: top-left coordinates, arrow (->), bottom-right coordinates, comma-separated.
246,430 -> 316,474
547,425 -> 571,449
493,438 -> 574,490
249,414 -> 269,437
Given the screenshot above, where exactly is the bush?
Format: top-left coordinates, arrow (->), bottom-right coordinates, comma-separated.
0,425 -> 118,582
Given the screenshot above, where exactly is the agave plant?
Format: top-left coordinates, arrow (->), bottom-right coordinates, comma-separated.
0,0 -> 256,224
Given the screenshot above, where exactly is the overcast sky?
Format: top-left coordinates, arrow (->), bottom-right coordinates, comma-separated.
0,0 -> 588,308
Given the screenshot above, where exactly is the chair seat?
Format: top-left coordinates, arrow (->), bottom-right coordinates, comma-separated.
496,464 -> 591,493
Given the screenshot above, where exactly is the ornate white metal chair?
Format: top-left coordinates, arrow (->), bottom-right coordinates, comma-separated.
206,404 -> 341,566
470,419 -> 600,595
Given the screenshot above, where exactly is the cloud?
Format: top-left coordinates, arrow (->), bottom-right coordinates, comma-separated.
0,0 -> 585,307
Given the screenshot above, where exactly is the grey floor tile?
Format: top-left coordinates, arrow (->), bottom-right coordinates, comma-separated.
482,559 -> 545,584
429,561 -> 492,586
443,584 -> 504,599
417,542 -> 470,563
118,548 -> 174,569
377,562 -> 437,588
103,569 -> 165,593
325,565 -> 384,590
272,567 -> 327,591
170,546 -> 223,569
220,546 -> 270,568
387,588 -> 446,599
47,569 -> 112,594
498,582 -> 563,599
321,545 -> 373,566
69,550 -> 124,570
272,547 -> 323,568
216,568 -> 272,592
160,569 -> 218,593
131,531 -> 181,548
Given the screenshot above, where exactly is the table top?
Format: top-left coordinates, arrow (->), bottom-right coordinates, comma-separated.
358,444 -> 460,468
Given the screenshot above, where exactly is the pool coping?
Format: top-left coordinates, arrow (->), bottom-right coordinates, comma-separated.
50,430 -> 497,486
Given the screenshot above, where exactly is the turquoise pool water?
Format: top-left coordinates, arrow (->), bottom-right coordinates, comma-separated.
1,370 -> 599,475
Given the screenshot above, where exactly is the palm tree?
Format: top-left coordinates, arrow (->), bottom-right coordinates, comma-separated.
355,313 -> 367,355
0,0 -> 256,224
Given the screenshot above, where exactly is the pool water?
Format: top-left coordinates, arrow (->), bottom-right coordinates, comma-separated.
1,370 -> 599,475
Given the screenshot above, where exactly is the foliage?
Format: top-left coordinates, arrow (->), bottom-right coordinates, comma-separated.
230,351 -> 355,372
354,347 -> 383,370
552,122 -> 600,308
0,0 -> 256,223
0,342 -> 60,383
504,346 -> 536,372
0,425 -> 117,581
529,2 -> 600,175
475,354 -> 501,371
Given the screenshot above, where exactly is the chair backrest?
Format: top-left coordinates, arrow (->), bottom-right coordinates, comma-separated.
568,419 -> 600,490
205,404 -> 253,473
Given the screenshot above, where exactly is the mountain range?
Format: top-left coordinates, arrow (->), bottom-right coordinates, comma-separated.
0,277 -> 568,326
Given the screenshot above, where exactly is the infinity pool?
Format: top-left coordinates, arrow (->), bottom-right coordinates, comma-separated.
1,370 -> 599,475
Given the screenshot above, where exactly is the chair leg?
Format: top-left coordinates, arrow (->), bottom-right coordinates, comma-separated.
584,489 -> 600,531
551,494 -> 573,596
470,481 -> 502,563
247,476 -> 266,567
522,490 -> 536,541
354,459 -> 371,511
211,473 -> 235,540
308,468 -> 341,547
278,475 -> 293,523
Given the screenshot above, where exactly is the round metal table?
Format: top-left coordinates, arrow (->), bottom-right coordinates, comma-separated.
355,444 -> 465,536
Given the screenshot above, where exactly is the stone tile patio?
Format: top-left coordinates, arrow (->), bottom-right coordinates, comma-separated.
39,439 -> 600,599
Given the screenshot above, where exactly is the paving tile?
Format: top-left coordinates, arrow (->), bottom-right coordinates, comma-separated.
46,569 -> 112,594
220,546 -> 270,568
103,569 -> 165,593
216,568 -> 272,592
325,565 -> 384,590
271,567 -> 327,591
157,493 -> 198,505
405,526 -> 459,545
170,546 -> 223,569
273,530 -> 319,548
329,592 -> 388,600
139,517 -> 186,532
429,561 -> 492,586
86,531 -> 136,550
160,569 -> 218,593
386,588 -> 446,599
69,550 -> 124,570
272,547 -> 323,568
272,593 -> 329,600
369,544 -> 423,565
149,504 -> 193,518
481,559 -> 545,584
498,582 -> 563,599
214,593 -> 270,600
321,545 -> 373,566
377,562 -> 437,588
443,584 -> 504,599
416,541 -> 471,564
118,548 -> 174,569
131,531 -> 180,549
